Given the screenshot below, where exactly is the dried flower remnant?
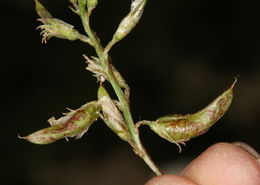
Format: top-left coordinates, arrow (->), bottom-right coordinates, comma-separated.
84,55 -> 130,99
37,18 -> 81,43
19,102 -> 100,144
35,0 -> 90,44
139,79 -> 237,152
38,18 -> 79,43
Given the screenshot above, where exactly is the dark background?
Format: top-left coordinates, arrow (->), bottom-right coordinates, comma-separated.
2,0 -> 260,185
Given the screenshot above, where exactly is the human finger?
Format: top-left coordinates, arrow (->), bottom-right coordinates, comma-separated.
181,142 -> 260,185
145,174 -> 197,185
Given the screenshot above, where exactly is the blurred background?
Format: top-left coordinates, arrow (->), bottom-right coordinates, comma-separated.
2,0 -> 260,185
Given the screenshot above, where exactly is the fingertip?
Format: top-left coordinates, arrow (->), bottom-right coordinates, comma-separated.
181,142 -> 260,185
145,174 -> 197,185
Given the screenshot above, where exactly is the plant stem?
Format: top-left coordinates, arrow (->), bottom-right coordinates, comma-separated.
78,2 -> 162,176
106,65 -> 162,176
78,1 -> 104,59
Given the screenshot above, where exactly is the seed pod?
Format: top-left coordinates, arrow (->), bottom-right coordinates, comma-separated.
105,0 -> 147,52
19,101 -> 100,144
113,0 -> 146,42
142,79 -> 237,152
37,18 -> 80,43
97,85 -> 132,143
35,0 -> 52,19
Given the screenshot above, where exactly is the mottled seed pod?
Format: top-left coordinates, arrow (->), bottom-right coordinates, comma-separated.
19,101 -> 100,144
97,85 -> 133,144
141,79 -> 236,152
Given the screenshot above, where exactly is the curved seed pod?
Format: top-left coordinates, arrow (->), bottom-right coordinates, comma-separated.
97,85 -> 133,144
19,101 -> 100,144
142,79 -> 237,152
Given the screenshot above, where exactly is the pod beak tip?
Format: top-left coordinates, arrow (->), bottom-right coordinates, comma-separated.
18,134 -> 25,140
231,76 -> 239,89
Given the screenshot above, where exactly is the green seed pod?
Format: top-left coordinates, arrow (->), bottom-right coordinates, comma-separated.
142,79 -> 237,152
111,0 -> 147,43
19,101 -> 100,144
97,85 -> 132,143
37,18 -> 80,43
35,0 -> 52,19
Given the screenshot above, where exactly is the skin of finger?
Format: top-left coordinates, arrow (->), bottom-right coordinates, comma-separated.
181,142 -> 260,185
145,174 -> 197,185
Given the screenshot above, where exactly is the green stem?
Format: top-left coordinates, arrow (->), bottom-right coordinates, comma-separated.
78,1 -> 104,59
106,67 -> 162,176
78,1 -> 162,176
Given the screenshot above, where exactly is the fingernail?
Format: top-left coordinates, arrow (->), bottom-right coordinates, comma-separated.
232,142 -> 260,163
